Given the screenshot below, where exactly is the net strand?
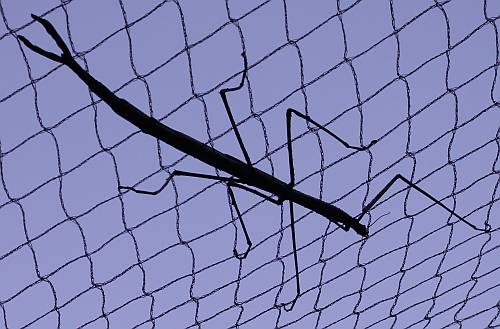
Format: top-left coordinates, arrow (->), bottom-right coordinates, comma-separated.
0,0 -> 498,328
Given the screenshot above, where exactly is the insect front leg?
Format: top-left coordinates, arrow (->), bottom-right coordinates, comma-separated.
219,52 -> 253,166
118,170 -> 241,195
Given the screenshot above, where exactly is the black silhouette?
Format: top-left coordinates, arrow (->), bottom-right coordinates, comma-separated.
18,14 -> 491,311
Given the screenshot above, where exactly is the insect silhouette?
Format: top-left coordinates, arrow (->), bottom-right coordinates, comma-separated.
19,14 -> 491,311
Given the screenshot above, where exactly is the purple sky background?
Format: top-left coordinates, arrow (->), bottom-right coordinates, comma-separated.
0,0 -> 499,328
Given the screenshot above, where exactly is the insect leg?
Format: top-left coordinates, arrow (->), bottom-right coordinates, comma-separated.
276,108 -> 379,311
18,14 -> 72,65
356,174 -> 491,232
275,199 -> 300,312
219,52 -> 252,166
286,108 -> 378,152
225,180 -> 287,260
120,170 -> 283,204
284,107 -> 378,230
120,170 -> 286,259
118,170 -> 242,195
227,182 -> 283,205
226,185 -> 252,259
272,109 -> 303,312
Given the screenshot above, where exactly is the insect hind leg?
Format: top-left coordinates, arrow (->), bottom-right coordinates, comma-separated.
356,174 -> 491,233
277,108 -> 379,312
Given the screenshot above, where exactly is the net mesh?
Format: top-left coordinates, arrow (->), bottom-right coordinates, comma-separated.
0,0 -> 499,328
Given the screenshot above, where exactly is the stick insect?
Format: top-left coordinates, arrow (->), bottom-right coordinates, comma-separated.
19,14 -> 491,311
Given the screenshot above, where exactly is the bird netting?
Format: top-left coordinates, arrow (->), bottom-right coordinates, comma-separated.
0,0 -> 499,328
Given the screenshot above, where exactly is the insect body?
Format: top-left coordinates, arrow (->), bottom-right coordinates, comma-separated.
19,14 -> 490,311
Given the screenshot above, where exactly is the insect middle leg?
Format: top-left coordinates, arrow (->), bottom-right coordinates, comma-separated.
280,108 -> 378,311
119,170 -> 283,258
226,183 -> 283,259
